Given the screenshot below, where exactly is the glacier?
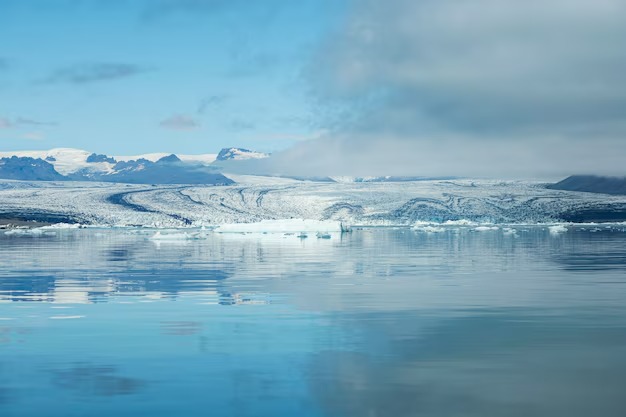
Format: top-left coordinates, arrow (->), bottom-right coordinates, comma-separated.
1,176 -> 626,229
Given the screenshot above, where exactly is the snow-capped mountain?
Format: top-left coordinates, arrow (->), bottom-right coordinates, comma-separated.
0,148 -> 103,175
115,152 -> 218,165
0,148 -> 224,176
216,147 -> 270,161
81,154 -> 234,185
0,148 -> 245,185
0,156 -> 66,181
86,153 -> 117,164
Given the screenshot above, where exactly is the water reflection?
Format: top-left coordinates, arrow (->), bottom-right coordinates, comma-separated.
1,227 -> 626,305
311,311 -> 626,417
50,363 -> 145,397
0,227 -> 625,416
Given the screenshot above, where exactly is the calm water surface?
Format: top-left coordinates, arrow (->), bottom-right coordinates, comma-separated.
1,227 -> 626,416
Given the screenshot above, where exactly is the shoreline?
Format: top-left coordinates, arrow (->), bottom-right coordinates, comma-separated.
0,218 -> 54,229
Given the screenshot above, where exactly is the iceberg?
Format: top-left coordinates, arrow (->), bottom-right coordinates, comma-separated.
214,219 -> 347,234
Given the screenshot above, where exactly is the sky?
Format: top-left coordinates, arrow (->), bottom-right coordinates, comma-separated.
1,0 -> 625,178
0,0 -> 345,154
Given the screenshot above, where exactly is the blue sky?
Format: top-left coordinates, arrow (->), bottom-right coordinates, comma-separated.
0,0 -> 346,154
1,0 -> 625,177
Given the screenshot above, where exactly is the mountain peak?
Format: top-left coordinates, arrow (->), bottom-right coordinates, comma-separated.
216,147 -> 269,161
0,156 -> 66,181
157,154 -> 181,164
86,153 -> 117,164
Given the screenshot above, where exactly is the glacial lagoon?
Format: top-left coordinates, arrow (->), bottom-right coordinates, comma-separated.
1,226 -> 626,416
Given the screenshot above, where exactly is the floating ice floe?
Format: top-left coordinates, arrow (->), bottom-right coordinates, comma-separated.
549,225 -> 568,235
39,223 -> 83,229
214,219 -> 347,234
502,227 -> 518,236
413,225 -> 446,233
150,231 -> 205,240
474,226 -> 500,232
4,228 -> 56,236
443,219 -> 478,226
412,219 -> 480,230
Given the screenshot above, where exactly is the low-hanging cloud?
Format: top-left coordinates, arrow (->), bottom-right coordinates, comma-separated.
256,0 -> 626,179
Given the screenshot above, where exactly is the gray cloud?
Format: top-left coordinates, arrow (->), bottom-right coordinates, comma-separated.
310,0 -> 626,131
0,117 -> 56,129
14,117 -> 57,127
197,95 -> 228,114
41,63 -> 150,84
159,114 -> 200,130
268,0 -> 626,178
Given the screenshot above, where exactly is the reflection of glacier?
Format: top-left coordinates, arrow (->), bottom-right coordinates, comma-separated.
1,177 -> 626,227
1,227 -> 625,309
0,231 -> 262,305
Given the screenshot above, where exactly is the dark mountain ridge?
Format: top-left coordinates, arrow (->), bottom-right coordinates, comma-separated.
547,175 -> 626,195
1,155 -> 233,185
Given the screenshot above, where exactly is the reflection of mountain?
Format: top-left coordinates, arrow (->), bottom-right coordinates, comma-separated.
0,269 -> 233,304
0,233 -> 235,304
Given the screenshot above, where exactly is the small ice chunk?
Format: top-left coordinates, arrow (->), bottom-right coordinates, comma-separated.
150,231 -> 202,240
443,219 -> 477,226
549,225 -> 568,235
414,226 -> 445,233
39,223 -> 82,230
4,228 -> 55,236
474,226 -> 499,231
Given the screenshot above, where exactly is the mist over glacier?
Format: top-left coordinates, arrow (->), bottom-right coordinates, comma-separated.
222,135 -> 626,179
